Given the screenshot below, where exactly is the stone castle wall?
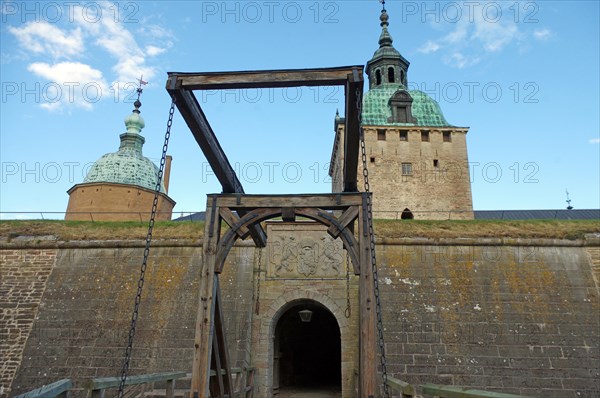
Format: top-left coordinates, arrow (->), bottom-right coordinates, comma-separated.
1,233 -> 599,398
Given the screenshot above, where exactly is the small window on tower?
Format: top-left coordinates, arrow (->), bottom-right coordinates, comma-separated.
399,130 -> 408,141
370,156 -> 376,163
433,159 -> 439,170
388,67 -> 395,83
443,131 -> 452,142
377,129 -> 386,141
376,69 -> 382,85
402,162 -> 413,175
421,131 -> 430,142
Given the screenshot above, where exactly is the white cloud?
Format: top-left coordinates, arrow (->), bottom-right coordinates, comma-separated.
444,52 -> 480,69
80,7 -> 154,84
417,3 -> 528,68
418,40 -> 441,54
27,62 -> 108,111
7,1 -> 172,111
8,22 -> 83,59
146,45 -> 166,57
472,17 -> 518,52
590,138 -> 600,144
534,28 -> 552,41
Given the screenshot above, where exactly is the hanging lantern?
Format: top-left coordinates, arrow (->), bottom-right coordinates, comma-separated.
298,309 -> 313,323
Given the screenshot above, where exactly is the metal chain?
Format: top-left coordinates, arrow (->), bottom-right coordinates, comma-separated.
254,247 -> 262,315
344,251 -> 351,318
357,88 -> 390,398
117,100 -> 175,398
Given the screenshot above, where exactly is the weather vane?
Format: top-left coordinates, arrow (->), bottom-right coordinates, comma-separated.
565,189 -> 573,210
136,75 -> 148,102
379,0 -> 386,12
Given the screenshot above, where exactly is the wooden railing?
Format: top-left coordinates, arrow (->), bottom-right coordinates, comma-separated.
209,367 -> 256,398
13,379 -> 72,398
421,383 -> 532,398
83,372 -> 187,398
387,376 -> 417,397
385,378 -> 532,398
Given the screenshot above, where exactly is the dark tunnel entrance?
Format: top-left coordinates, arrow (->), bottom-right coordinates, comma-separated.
274,301 -> 341,395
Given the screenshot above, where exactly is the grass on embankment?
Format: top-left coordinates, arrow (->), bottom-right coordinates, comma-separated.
0,219 -> 598,242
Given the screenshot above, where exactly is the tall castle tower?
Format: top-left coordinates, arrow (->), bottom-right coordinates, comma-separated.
65,99 -> 175,221
329,6 -> 473,220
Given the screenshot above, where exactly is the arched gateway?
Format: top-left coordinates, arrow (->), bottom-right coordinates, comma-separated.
273,300 -> 341,395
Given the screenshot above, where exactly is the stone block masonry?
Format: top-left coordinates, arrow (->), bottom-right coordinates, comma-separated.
1,236 -> 599,398
0,248 -> 57,398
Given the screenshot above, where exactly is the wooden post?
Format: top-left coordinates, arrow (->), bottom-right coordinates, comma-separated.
191,196 -> 221,398
358,193 -> 376,397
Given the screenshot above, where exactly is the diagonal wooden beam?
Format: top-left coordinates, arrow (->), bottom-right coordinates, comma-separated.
343,68 -> 364,192
166,85 -> 266,247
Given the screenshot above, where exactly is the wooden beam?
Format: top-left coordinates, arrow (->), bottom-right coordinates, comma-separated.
191,197 -> 220,398
166,87 -> 266,247
213,278 -> 234,397
167,66 -> 364,90
358,193 -> 376,397
213,193 -> 364,209
343,68 -> 364,192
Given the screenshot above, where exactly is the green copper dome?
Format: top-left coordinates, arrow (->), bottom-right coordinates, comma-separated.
84,101 -> 166,192
362,84 -> 452,127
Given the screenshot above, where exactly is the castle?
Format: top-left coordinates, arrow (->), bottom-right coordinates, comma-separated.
330,8 -> 473,220
2,5 -> 599,398
64,7 -> 472,222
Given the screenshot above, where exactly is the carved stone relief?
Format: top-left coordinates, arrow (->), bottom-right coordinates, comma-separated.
266,222 -> 344,278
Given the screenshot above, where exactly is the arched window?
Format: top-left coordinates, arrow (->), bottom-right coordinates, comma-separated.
401,208 -> 414,220
400,70 -> 405,85
375,69 -> 382,85
388,67 -> 395,83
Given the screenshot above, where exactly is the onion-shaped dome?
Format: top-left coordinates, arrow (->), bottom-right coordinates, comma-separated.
84,100 -> 166,192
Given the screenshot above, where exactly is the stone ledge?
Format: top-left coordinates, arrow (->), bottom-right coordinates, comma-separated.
1,236 -> 597,250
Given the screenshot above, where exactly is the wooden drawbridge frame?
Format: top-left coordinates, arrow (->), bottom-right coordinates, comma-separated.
166,66 -> 378,397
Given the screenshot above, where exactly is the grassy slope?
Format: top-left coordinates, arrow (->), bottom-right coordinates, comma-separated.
0,219 -> 598,242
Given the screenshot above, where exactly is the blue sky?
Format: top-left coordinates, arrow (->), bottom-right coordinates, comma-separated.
1,0 -> 599,218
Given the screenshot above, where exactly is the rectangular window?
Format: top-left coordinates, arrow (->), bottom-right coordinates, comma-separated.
399,130 -> 408,141
370,156 -> 376,163
377,129 -> 386,141
443,131 -> 452,142
433,159 -> 439,170
402,162 -> 413,176
421,131 -> 430,142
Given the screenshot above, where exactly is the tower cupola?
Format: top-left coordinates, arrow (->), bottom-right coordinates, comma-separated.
365,5 -> 410,89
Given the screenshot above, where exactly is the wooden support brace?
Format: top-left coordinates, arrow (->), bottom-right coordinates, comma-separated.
165,88 -> 266,247
281,207 -> 296,222
220,208 -> 250,239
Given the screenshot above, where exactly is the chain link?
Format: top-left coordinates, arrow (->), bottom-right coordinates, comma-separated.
345,251 -> 351,318
255,247 -> 262,315
357,88 -> 390,398
117,100 -> 175,398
